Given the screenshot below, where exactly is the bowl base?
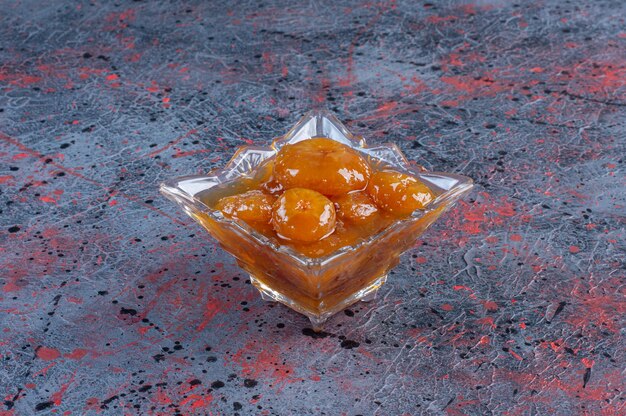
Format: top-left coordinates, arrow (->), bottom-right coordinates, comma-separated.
249,273 -> 387,331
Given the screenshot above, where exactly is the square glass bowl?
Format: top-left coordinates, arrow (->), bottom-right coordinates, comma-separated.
160,110 -> 473,330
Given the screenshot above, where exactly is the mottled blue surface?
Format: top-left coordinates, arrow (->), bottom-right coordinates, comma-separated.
1,0 -> 624,414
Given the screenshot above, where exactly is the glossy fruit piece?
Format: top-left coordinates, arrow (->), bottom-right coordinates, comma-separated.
274,138 -> 371,196
367,170 -> 434,216
260,177 -> 284,195
271,188 -> 336,242
215,190 -> 275,224
333,191 -> 379,224
294,220 -> 353,257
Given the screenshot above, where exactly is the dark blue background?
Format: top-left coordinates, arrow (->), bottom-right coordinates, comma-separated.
1,0 -> 624,414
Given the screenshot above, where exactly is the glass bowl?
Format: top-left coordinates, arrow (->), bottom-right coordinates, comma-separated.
160,110 -> 473,330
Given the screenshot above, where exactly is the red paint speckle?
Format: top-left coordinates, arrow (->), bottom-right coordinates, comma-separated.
581,357 -> 595,368
0,71 -> 42,87
569,245 -> 580,254
180,394 -> 214,410
37,346 -> 61,361
64,349 -> 88,360
51,374 -> 75,406
39,196 -> 57,204
12,153 -> 30,160
426,15 -> 456,24
229,341 -> 301,390
482,300 -> 498,311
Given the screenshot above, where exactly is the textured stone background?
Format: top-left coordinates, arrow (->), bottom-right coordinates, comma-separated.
1,0 -> 625,414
